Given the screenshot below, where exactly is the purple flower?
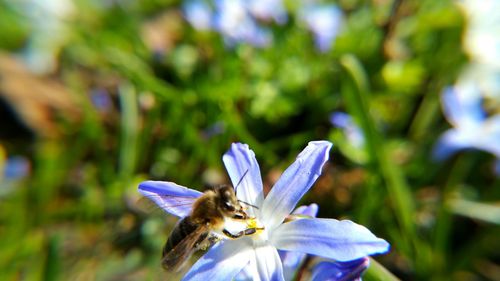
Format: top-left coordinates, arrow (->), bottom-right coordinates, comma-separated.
201,121 -> 226,140
3,156 -> 30,180
90,88 -> 113,113
213,0 -> 272,47
247,0 -> 288,24
330,112 -> 365,148
433,86 -> 500,161
299,4 -> 343,52
183,0 -> 213,30
139,141 -> 389,280
182,0 -> 286,48
312,257 -> 370,281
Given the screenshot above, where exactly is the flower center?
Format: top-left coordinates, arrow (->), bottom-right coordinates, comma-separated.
246,217 -> 269,244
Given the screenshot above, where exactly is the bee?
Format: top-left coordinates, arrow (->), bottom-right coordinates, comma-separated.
161,184 -> 262,271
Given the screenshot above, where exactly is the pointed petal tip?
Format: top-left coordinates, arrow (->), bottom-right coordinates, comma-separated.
307,140 -> 334,153
230,142 -> 250,150
138,180 -> 155,191
298,140 -> 333,175
222,142 -> 264,208
308,140 -> 334,147
372,238 -> 391,256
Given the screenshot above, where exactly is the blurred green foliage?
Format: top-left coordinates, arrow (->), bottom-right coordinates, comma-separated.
0,0 -> 499,280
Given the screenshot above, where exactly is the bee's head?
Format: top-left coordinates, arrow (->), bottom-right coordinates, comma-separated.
215,185 -> 246,219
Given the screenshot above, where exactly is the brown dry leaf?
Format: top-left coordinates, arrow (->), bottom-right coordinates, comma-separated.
141,10 -> 184,55
0,53 -> 82,138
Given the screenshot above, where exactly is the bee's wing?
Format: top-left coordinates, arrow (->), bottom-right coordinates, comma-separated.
139,194 -> 199,218
139,181 -> 203,217
162,225 -> 209,271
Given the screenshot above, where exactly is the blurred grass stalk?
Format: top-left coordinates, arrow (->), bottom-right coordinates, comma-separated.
340,54 -> 418,259
119,83 -> 139,180
432,153 -> 476,278
447,198 -> 500,225
364,257 -> 401,281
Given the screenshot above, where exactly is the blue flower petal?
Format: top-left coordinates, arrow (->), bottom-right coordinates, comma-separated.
183,0 -> 213,30
261,141 -> 332,229
475,115 -> 500,157
432,129 -> 472,160
330,112 -> 365,148
441,86 -> 485,128
271,218 -> 390,262
495,159 -> 500,176
138,181 -> 202,218
279,204 -> 319,280
299,5 -> 343,52
182,239 -> 252,281
292,203 -> 319,218
312,257 -> 370,281
253,245 -> 285,281
213,0 -> 272,47
223,143 -> 265,213
234,266 -> 253,281
247,0 -> 288,24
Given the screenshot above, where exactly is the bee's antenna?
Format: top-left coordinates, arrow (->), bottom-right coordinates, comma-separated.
234,169 -> 249,196
233,169 -> 259,209
238,200 -> 259,210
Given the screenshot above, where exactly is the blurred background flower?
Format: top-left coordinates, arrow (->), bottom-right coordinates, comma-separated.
298,3 -> 343,52
435,0 -> 500,174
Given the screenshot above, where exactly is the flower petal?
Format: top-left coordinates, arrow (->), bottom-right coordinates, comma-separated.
476,115 -> 500,157
261,141 -> 332,229
279,249 -> 305,281
223,143 -> 265,214
495,159 -> 500,176
183,0 -> 213,30
182,239 -> 252,281
292,203 -> 319,217
312,257 -> 370,281
330,112 -> 365,148
138,181 -> 203,218
299,4 -> 343,52
244,245 -> 284,281
432,129 -> 474,161
441,86 -> 484,128
271,218 -> 390,262
279,203 -> 320,280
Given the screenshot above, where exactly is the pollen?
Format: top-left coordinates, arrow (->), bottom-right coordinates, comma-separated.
247,217 -> 265,234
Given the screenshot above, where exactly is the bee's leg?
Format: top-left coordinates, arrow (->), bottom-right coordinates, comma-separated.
222,227 -> 265,239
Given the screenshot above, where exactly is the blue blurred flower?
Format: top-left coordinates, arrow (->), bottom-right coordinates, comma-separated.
434,0 -> 500,174
3,156 -> 30,180
312,257 -> 370,281
213,0 -> 272,47
330,112 -> 365,148
247,0 -> 287,24
183,0 -> 213,30
299,4 -> 343,52
495,159 -> 500,175
182,0 -> 345,51
183,0 -> 273,47
139,141 -> 390,280
90,88 -> 113,113
201,121 -> 226,140
433,86 -> 500,161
